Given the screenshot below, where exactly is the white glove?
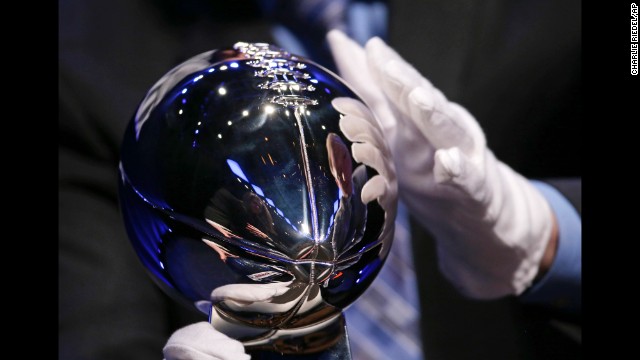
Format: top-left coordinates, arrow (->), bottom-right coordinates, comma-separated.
331,97 -> 398,254
163,322 -> 250,360
327,30 -> 555,299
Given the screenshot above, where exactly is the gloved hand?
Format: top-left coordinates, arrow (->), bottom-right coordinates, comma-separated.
327,30 -> 556,299
331,96 -> 398,253
163,322 -> 250,360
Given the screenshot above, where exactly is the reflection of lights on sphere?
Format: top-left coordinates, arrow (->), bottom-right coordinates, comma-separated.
117,42 -> 392,348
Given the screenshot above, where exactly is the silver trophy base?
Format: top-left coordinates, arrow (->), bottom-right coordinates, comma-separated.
244,313 -> 352,360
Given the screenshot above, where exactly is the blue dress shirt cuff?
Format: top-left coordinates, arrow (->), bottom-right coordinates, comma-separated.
519,180 -> 582,314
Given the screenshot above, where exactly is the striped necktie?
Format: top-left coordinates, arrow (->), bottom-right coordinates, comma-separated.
344,202 -> 424,360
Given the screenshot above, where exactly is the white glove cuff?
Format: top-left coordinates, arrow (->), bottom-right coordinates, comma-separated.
423,151 -> 553,299
432,155 -> 554,299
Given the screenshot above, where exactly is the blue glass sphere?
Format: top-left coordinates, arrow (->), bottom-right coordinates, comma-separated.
118,42 -> 392,345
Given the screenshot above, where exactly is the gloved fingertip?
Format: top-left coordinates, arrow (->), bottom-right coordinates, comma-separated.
366,36 -> 405,66
350,143 -> 363,163
365,38 -> 392,70
361,189 -> 377,205
331,97 -> 347,112
333,97 -> 373,120
361,175 -> 386,204
338,117 -> 357,141
331,97 -> 356,113
327,28 -> 349,45
327,28 -> 345,38
364,36 -> 388,52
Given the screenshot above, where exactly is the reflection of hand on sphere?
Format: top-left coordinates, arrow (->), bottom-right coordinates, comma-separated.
332,97 -> 398,251
327,132 -> 354,197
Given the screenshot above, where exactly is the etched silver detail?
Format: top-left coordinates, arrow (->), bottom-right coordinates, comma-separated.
234,42 -> 317,108
233,42 -> 291,59
258,81 -> 316,92
254,68 -> 311,79
271,95 -> 319,107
